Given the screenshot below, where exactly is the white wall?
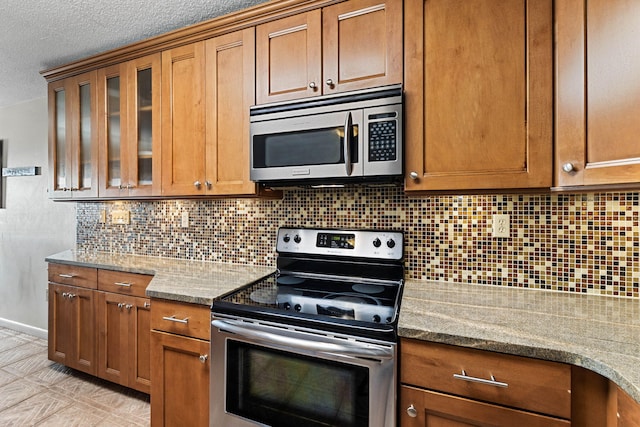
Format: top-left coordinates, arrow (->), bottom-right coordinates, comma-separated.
0,97 -> 76,334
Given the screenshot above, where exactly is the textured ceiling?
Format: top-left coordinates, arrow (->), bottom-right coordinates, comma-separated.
0,0 -> 268,108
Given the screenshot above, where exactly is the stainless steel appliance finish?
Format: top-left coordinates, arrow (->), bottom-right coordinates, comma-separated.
249,85 -> 403,187
211,227 -> 404,427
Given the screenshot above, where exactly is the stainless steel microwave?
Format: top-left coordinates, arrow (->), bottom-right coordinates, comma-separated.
250,84 -> 402,187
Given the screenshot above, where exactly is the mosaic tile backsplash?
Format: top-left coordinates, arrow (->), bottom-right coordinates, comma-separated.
76,187 -> 640,298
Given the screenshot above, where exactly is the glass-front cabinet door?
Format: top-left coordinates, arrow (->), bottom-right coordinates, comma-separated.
98,53 -> 161,198
47,71 -> 98,199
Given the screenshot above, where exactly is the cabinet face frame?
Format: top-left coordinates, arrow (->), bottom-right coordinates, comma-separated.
404,0 -> 553,191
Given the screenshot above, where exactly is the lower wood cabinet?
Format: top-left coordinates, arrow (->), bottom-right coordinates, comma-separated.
48,283 -> 98,375
150,298 -> 210,427
48,263 -> 152,394
400,339 -> 571,426
48,264 -> 98,375
400,384 -> 569,427
97,292 -> 151,393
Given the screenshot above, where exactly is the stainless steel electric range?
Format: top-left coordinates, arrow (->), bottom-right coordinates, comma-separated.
211,227 -> 404,427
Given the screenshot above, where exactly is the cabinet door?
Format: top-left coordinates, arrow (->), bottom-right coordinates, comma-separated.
98,63 -> 128,198
48,284 -> 97,375
556,0 -> 640,188
256,10 -> 322,104
130,297 -> 151,394
151,331 -> 209,427
48,71 -> 98,199
205,28 -> 257,195
161,42 -> 207,196
97,291 -> 128,385
126,54 -> 162,197
322,0 -> 402,94
48,284 -> 75,366
400,385 -> 570,427
404,0 -> 553,191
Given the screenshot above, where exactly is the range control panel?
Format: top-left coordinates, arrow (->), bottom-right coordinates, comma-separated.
276,227 -> 403,260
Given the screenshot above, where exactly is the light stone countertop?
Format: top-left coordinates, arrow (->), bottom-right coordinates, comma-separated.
45,250 -> 640,403
45,250 -> 275,306
399,279 -> 640,403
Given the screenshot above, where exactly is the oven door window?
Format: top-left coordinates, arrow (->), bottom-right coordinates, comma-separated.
226,340 -> 369,427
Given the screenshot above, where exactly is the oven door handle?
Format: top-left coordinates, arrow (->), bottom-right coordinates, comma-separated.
211,319 -> 393,360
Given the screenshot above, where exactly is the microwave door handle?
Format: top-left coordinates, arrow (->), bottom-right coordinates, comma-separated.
344,112 -> 353,176
211,319 -> 393,360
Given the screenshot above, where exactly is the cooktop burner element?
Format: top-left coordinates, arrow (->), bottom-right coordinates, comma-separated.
213,227 -> 404,341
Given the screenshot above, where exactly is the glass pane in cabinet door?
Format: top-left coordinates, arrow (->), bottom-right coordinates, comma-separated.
55,90 -> 66,189
79,83 -> 92,189
107,76 -> 121,187
137,68 -> 153,185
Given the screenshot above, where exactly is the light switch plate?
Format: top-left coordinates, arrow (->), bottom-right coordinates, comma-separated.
112,209 -> 130,225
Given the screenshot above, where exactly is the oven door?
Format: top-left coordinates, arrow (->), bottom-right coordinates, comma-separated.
250,109 -> 364,183
210,315 -> 396,427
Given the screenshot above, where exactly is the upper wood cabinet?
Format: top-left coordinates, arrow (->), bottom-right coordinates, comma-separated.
162,29 -> 261,196
404,0 -> 553,192
555,0 -> 640,188
48,71 -> 99,199
161,42 -> 207,196
205,28 -> 259,195
98,54 -> 161,198
256,0 -> 402,104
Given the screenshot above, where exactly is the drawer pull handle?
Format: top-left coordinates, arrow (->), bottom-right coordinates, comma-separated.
162,315 -> 189,324
144,302 -> 151,308
453,370 -> 508,388
199,354 -> 208,363
59,274 -> 75,278
118,303 -> 125,309
114,282 -> 132,287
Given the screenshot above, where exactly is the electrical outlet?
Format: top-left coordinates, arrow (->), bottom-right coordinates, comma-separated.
112,209 -> 130,225
492,214 -> 510,238
181,211 -> 189,228
99,209 -> 106,223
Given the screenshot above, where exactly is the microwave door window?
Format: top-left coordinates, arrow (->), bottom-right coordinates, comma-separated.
254,126 -> 359,168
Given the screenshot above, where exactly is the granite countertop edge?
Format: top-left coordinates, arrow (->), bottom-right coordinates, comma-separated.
46,249 -> 275,306
399,279 -> 640,404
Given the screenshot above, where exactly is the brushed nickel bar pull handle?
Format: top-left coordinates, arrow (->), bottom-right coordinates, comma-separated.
58,274 -> 75,278
453,370 -> 508,388
114,282 -> 132,287
162,315 -> 189,324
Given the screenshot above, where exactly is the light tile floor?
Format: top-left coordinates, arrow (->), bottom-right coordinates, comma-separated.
0,327 -> 150,426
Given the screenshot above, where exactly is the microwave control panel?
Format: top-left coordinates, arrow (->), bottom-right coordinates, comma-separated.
368,115 -> 398,162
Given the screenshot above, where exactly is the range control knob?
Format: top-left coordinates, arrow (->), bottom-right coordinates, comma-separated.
294,235 -> 302,244
387,239 -> 396,249
294,304 -> 302,312
373,238 -> 382,248
283,302 -> 291,310
373,314 -> 381,323
283,234 -> 290,243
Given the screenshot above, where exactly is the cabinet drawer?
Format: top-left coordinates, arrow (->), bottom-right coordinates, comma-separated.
48,263 -> 97,289
98,269 -> 152,298
150,299 -> 210,341
400,339 -> 571,419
